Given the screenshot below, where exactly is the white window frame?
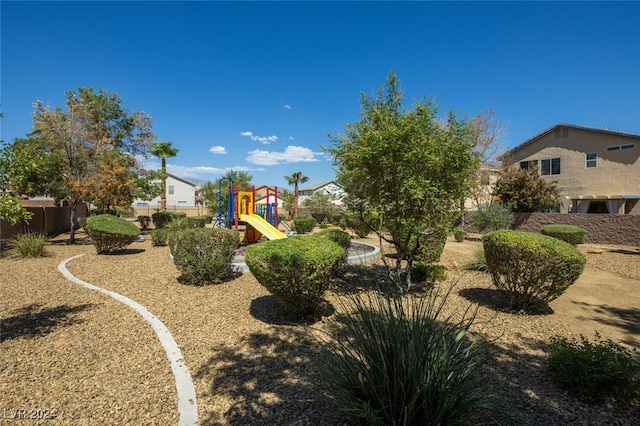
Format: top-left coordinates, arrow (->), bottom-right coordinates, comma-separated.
585,153 -> 598,168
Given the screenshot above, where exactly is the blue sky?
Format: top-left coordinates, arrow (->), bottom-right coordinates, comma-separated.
2,1 -> 639,189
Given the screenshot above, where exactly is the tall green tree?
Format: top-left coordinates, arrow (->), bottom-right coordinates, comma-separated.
493,165 -> 560,212
149,141 -> 178,211
284,171 -> 309,218
302,190 -> 339,223
327,72 -> 480,292
22,87 -> 154,243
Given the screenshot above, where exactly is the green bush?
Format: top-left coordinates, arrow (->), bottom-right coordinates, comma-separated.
548,333 -> 640,404
151,211 -> 172,229
138,215 -> 151,230
150,228 -> 169,246
541,224 -> 587,245
186,216 -> 207,228
245,236 -> 343,319
410,263 -> 447,283
316,229 -> 352,268
293,217 -> 316,234
169,228 -> 240,285
318,290 -> 493,425
165,217 -> 190,233
7,232 -> 49,258
152,211 -> 186,229
318,223 -> 328,229
344,213 -> 371,238
469,204 -> 514,232
482,230 -> 586,312
85,214 -> 140,254
464,248 -> 489,272
453,226 -> 466,242
415,228 -> 449,264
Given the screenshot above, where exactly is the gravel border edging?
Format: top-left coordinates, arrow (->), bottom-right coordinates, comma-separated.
58,254 -> 199,426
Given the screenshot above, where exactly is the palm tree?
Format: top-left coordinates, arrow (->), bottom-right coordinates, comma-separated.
149,141 -> 178,211
284,171 -> 309,218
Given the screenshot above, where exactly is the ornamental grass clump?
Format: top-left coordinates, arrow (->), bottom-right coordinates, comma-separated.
317,288 -> 494,425
541,224 -> 587,245
548,333 -> 640,405
245,236 -> 344,319
169,228 -> 239,285
7,232 -> 49,258
85,214 -> 140,254
482,230 -> 586,312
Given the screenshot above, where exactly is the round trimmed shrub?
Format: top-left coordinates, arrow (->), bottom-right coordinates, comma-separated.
453,226 -> 466,242
293,217 -> 316,234
151,211 -> 172,229
344,213 -> 370,238
541,224 -> 587,245
245,236 -> 344,318
415,228 -> 449,264
483,230 -> 586,312
138,215 -> 151,230
169,228 -> 240,285
316,228 -> 352,268
186,216 -> 207,228
85,214 -> 140,254
151,228 -> 168,246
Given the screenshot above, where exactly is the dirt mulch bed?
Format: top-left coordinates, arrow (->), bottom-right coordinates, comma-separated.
1,231 -> 639,425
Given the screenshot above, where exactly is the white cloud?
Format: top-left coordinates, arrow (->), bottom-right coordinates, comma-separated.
288,136 -> 294,140
245,145 -> 321,166
283,104 -> 291,110
241,130 -> 278,144
209,146 -> 226,154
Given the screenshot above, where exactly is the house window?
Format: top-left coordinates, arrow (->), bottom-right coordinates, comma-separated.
540,158 -> 561,175
168,185 -> 175,195
586,153 -> 598,168
177,201 -> 187,206
608,143 -> 635,151
519,160 -> 538,170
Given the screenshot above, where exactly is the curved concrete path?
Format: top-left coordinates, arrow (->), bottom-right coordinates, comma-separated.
58,254 -> 198,426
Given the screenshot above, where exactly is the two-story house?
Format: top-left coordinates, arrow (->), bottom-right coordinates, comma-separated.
505,124 -> 640,214
298,181 -> 345,206
132,173 -> 198,208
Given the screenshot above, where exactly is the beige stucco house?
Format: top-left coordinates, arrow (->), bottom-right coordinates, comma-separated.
504,124 -> 640,214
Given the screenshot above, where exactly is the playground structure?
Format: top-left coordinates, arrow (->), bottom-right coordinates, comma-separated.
213,179 -> 286,243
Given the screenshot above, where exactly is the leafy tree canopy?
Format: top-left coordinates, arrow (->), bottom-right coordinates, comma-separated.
327,71 -> 481,291
494,165 -> 560,213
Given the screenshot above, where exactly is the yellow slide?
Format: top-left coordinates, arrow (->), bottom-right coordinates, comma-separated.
240,214 -> 286,240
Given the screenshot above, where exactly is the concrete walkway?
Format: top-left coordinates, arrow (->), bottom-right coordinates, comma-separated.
58,255 -> 199,426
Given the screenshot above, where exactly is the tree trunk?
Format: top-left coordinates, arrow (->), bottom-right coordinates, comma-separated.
293,184 -> 299,218
69,200 -> 78,244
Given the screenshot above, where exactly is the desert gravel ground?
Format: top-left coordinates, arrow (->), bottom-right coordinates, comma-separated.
1,229 -> 639,425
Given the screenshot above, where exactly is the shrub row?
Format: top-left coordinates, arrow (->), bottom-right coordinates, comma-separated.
541,224 -> 587,245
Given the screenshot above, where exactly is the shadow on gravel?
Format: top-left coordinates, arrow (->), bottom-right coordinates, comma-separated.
459,288 -> 554,315
176,270 -> 242,286
194,329 -> 344,425
609,248 -> 640,256
1,302 -> 96,342
249,295 -> 335,325
570,301 -> 640,349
